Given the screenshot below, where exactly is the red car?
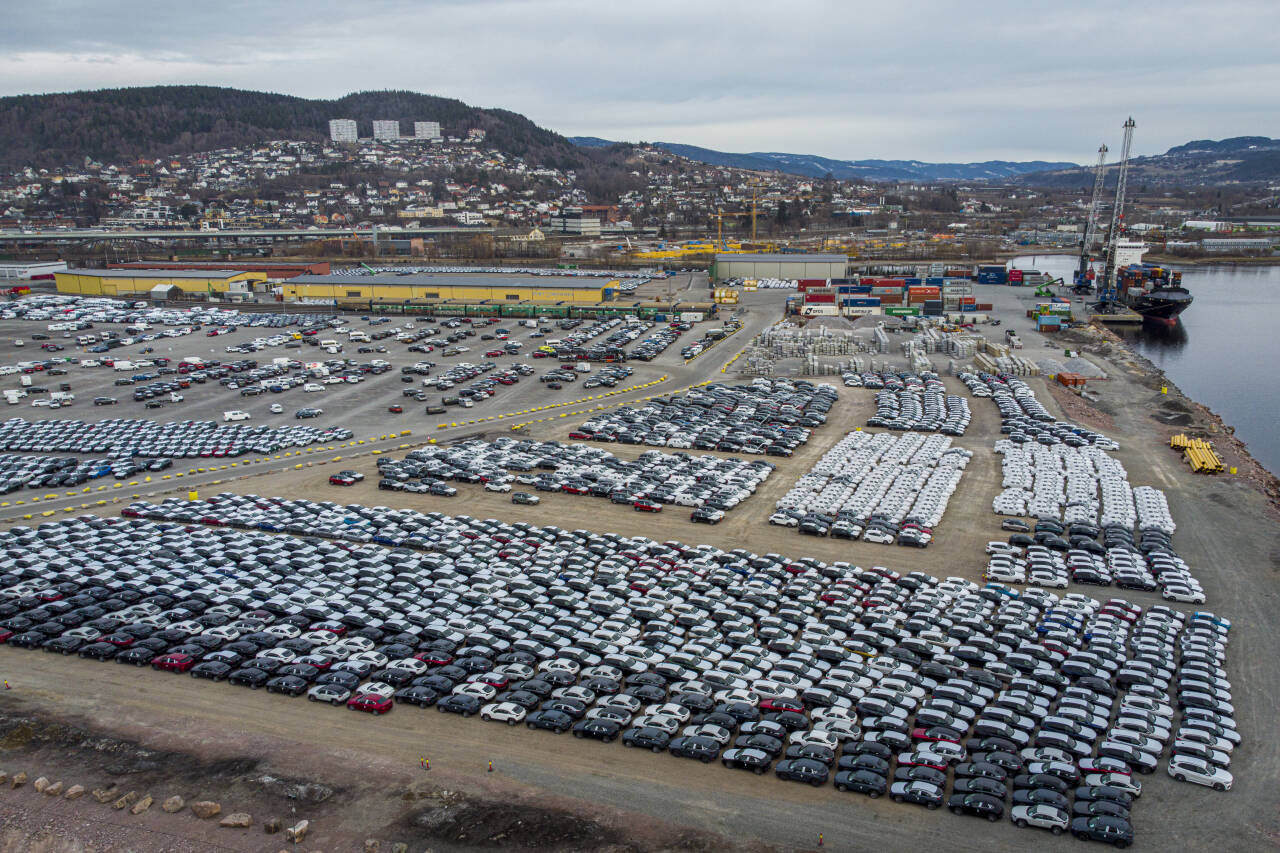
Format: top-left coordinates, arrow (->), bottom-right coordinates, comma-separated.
759,697 -> 805,714
387,405 -> 403,413
485,350 -> 505,357
633,499 -> 662,513
329,475 -> 357,486
348,693 -> 393,715
0,629 -> 13,644
152,653 -> 196,672
911,727 -> 962,744
414,652 -> 455,667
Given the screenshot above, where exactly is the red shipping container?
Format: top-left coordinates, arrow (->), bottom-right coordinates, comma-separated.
804,293 -> 836,303
1008,269 -> 1024,281
960,296 -> 977,304
975,303 -> 993,311
877,293 -> 904,305
797,279 -> 828,289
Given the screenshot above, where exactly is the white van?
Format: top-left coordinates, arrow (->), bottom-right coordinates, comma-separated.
303,383 -> 324,393
223,410 -> 251,422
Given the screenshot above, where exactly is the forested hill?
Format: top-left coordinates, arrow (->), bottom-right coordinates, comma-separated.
0,86 -> 592,170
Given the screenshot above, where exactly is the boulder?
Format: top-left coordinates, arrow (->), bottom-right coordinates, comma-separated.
33,776 -> 49,793
130,794 -> 153,815
43,781 -> 63,797
162,795 -> 185,813
10,772 -> 27,789
284,819 -> 309,843
64,785 -> 85,800
219,813 -> 253,828
263,817 -> 282,834
112,791 -> 138,810
363,840 -> 380,853
190,801 -> 221,819
91,788 -> 116,804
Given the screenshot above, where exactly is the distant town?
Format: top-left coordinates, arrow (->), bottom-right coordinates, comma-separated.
1,114 -> 1276,265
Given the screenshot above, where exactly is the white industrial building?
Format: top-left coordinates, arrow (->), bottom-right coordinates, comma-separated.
712,253 -> 849,281
328,119 -> 358,143
0,261 -> 67,280
414,121 -> 441,140
372,120 -> 401,141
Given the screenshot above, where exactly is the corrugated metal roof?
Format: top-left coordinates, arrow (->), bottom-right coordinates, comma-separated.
289,274 -> 607,289
63,268 -> 253,280
715,253 -> 847,262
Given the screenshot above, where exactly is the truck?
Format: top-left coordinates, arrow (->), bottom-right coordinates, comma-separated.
112,360 -> 136,372
1005,330 -> 1023,349
3,390 -> 25,405
49,391 -> 74,404
520,319 -> 539,328
223,410 -> 251,422
679,312 -> 704,323
575,363 -> 592,373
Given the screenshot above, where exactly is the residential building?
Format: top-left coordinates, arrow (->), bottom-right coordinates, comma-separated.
414,121 -> 441,140
372,120 -> 400,141
329,119 -> 358,143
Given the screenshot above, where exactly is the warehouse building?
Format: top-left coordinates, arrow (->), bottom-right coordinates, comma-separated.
55,268 -> 269,298
106,260 -> 331,279
0,260 -> 68,280
281,273 -> 616,305
711,253 -> 849,281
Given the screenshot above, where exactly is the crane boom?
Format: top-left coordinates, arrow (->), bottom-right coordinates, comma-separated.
1103,118 -> 1136,298
1076,143 -> 1108,287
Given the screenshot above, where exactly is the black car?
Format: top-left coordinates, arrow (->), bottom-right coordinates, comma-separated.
1012,787 -> 1069,810
833,769 -> 887,797
721,747 -> 772,774
893,765 -> 947,787
78,641 -> 119,661
437,694 -> 481,717
572,718 -> 622,743
837,754 -> 889,776
668,735 -> 720,762
190,661 -> 232,681
948,792 -> 1005,821
622,726 -> 670,752
525,709 -> 572,733
1013,773 -> 1070,794
953,776 -> 1008,799
265,675 -> 309,696
393,686 -> 440,708
1073,799 -> 1131,820
774,758 -> 829,786
228,666 -> 270,688
1070,816 -> 1134,847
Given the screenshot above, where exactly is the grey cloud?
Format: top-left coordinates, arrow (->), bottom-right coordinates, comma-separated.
2,0 -> 1277,162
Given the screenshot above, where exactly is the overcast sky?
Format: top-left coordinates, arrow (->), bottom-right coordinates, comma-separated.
3,0 -> 1278,164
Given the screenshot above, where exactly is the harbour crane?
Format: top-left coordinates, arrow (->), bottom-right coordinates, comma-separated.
1098,118 -> 1136,308
1073,143 -> 1108,292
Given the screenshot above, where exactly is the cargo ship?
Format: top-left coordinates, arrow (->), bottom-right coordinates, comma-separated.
1110,239 -> 1193,325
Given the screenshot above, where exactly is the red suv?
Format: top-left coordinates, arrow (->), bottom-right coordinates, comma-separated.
151,653 -> 197,673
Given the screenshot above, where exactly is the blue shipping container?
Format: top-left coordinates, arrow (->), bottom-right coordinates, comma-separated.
904,277 -> 922,285
840,297 -> 881,306
925,277 -> 945,285
849,285 -> 873,293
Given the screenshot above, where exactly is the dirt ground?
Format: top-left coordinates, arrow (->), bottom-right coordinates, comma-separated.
0,292 -> 1278,853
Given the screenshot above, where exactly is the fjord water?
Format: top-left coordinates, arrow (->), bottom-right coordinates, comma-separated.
1014,255 -> 1280,475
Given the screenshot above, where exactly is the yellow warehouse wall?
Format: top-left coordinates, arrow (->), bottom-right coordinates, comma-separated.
282,283 -> 608,304
55,271 -> 267,296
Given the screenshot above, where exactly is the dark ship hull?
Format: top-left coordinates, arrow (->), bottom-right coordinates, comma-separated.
1125,287 -> 1194,325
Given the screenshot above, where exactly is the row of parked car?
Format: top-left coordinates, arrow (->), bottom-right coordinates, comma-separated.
0,417 -> 352,458
571,379 -> 835,454
8,501 -> 1235,847
373,438 -> 775,513
865,377 -> 972,437
0,453 -> 168,493
772,432 -> 971,546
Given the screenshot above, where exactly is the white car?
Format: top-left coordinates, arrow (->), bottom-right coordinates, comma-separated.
483,481 -> 512,493
223,410 -> 251,422
269,403 -> 284,413
1162,587 -> 1206,604
307,683 -> 351,705
453,681 -> 497,701
768,513 -> 798,527
1083,772 -> 1142,797
1167,755 -> 1232,791
358,682 -> 395,700
1010,803 -> 1069,834
481,701 -> 528,725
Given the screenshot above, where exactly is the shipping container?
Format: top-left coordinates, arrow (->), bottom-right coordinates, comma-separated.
974,303 -> 993,311
884,305 -> 921,316
840,305 -> 882,317
877,293 -> 903,305
797,279 -> 828,290
848,285 -> 873,293
904,277 -> 922,285
804,293 -> 836,303
840,297 -> 881,306
801,304 -> 839,316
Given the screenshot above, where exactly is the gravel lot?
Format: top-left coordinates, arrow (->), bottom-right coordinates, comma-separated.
0,281 -> 1276,853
